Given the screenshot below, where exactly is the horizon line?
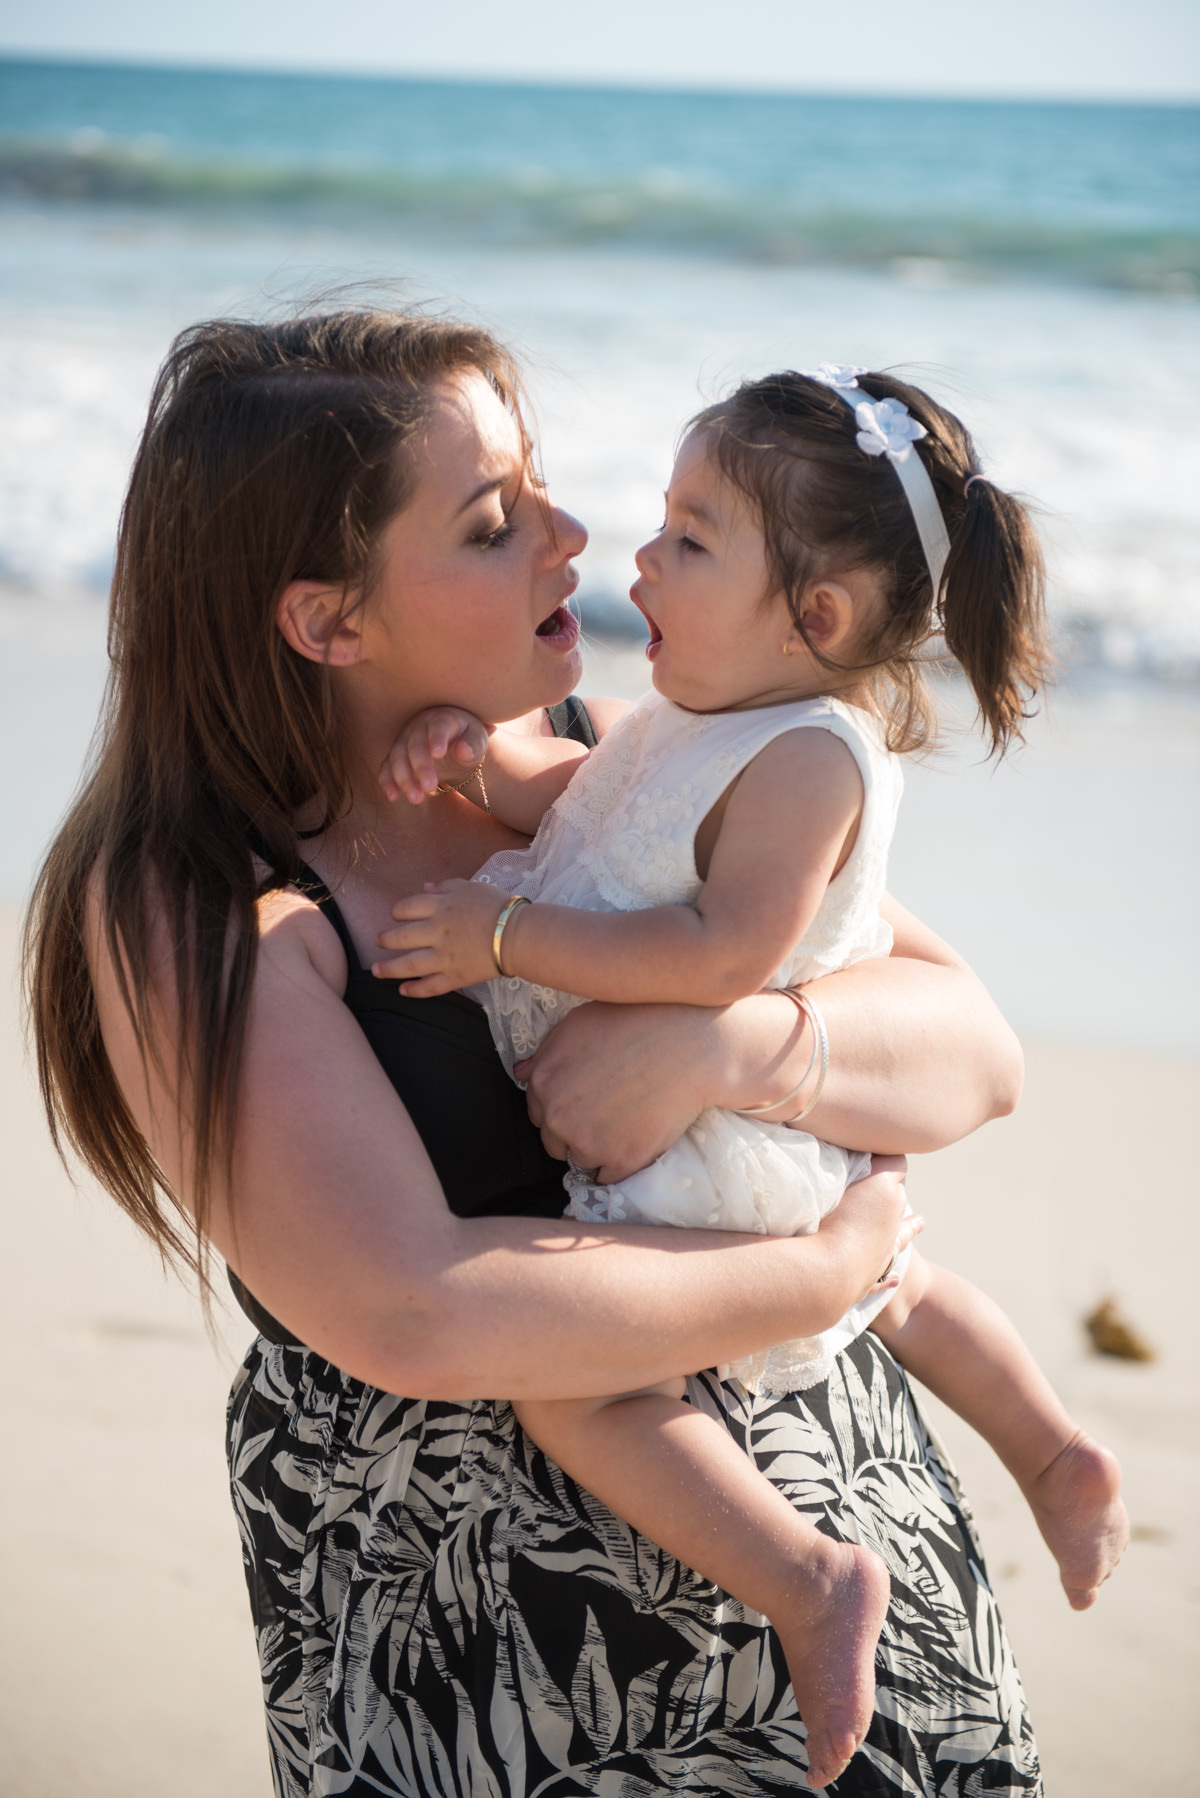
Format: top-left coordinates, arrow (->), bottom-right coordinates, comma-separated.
2,47 -> 1197,110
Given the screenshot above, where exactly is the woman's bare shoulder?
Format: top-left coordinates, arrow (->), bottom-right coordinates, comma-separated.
255,885 -> 349,994
85,868 -> 349,1011
83,874 -> 353,1172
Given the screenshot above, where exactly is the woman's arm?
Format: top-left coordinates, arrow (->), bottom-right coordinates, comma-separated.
519,892 -> 1022,1179
89,891 -> 906,1401
804,893 -> 1023,1151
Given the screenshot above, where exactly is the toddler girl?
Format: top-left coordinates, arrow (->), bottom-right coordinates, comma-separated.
374,367 -> 1128,1791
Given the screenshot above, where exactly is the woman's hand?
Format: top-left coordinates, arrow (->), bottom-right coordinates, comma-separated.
788,1155 -> 912,1329
858,1197 -> 925,1304
517,1000 -> 723,1182
518,989 -> 824,1181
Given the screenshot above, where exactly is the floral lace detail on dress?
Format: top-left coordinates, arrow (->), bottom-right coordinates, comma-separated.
555,693 -> 657,844
579,778 -> 707,910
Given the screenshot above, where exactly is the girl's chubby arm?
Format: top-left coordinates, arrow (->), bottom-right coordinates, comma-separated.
380,704 -> 590,837
85,878 -> 907,1398
377,727 -> 863,1001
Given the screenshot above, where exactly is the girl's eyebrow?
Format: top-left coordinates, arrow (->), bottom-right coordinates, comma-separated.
663,490 -> 720,531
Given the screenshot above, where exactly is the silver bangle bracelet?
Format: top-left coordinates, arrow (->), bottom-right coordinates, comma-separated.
789,990 -> 829,1123
735,988 -> 828,1121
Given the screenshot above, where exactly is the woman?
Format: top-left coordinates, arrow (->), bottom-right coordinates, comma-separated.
26,310 -> 1038,1796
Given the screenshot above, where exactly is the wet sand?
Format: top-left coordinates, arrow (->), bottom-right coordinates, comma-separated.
2,905 -> 1197,1796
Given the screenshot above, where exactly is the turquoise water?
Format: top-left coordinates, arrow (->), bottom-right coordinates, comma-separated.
2,57 -> 1198,660
2,60 -> 1197,290
1,59 -> 1197,1049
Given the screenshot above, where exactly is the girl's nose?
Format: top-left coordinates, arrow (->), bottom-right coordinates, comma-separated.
634,538 -> 656,578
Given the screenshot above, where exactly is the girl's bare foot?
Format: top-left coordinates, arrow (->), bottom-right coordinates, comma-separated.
1023,1431 -> 1129,1610
771,1540 -> 890,1790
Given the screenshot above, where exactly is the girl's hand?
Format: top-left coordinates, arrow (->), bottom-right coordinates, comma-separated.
374,879 -> 506,995
379,706 -> 490,806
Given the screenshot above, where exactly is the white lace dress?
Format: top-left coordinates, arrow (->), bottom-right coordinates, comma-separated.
474,691 -> 908,1392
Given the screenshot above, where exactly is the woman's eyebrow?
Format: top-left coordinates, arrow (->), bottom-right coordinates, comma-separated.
454,470 -> 519,518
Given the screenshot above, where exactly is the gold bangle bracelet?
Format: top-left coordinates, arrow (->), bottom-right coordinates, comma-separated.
735,988 -> 828,1120
491,894 -> 531,977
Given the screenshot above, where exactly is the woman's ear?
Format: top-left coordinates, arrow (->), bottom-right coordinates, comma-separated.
793,578 -> 857,656
276,581 -> 364,667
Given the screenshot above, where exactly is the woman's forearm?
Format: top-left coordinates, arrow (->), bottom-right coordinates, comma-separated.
801,952 -> 1022,1153
189,902 -> 908,1400
711,896 -> 1021,1154
522,907 -> 1020,1182
279,1168 -> 906,1400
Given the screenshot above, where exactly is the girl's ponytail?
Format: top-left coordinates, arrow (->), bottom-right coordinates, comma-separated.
939,475 -> 1051,756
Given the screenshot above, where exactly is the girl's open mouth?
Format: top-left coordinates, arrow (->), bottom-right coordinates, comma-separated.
629,586 -> 662,658
535,604 -> 580,649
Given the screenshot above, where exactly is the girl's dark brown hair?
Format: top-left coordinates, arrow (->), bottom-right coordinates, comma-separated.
692,370 -> 1051,755
23,307 -> 527,1283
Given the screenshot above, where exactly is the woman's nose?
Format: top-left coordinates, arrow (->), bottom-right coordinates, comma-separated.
547,502 -> 588,562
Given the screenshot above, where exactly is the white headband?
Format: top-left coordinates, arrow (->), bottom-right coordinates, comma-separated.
803,364 -> 951,599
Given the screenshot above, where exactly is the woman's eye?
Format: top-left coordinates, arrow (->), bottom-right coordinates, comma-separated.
472,520 -> 517,550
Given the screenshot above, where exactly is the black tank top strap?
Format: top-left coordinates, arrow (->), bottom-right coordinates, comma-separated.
546,693 -> 599,749
291,861 -> 362,970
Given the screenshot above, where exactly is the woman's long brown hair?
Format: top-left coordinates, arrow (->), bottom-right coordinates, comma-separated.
23,308 -> 526,1285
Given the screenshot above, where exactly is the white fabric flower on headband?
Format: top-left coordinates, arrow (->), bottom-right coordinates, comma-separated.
803,364 -> 948,593
853,396 -> 927,464
806,363 -> 866,391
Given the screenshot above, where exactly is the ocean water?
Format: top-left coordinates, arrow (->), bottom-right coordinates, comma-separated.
1,59 -> 1197,1049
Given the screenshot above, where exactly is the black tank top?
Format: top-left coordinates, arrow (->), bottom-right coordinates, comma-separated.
228,696 -> 598,1345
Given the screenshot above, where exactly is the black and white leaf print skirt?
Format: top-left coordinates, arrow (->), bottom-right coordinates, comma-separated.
227,1331 -> 1041,1797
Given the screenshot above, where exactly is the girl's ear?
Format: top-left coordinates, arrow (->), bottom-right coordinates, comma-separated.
794,578 -> 857,656
276,581 -> 364,667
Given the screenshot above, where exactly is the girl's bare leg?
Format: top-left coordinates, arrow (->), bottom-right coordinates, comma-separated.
872,1254 -> 1129,1609
513,1384 -> 889,1790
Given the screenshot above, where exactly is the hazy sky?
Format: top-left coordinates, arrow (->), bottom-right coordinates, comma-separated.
0,0 -> 1197,101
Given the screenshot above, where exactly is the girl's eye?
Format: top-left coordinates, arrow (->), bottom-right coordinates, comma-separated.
678,533 -> 704,555
472,520 -> 517,550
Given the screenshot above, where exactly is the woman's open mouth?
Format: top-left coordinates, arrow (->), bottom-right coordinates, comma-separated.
535,604 -> 580,650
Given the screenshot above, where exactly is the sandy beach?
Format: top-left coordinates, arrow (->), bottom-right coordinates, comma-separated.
3,903 -> 1197,1797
